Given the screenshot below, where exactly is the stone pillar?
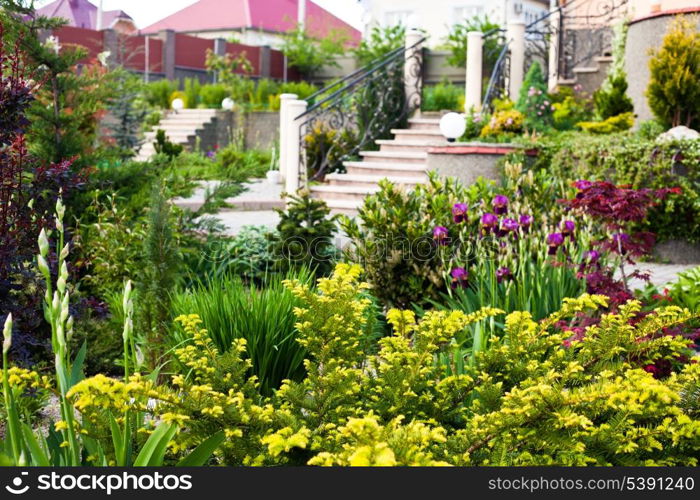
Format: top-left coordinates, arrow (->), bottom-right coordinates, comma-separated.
159,29 -> 176,81
212,38 -> 227,83
404,29 -> 423,112
547,7 -> 561,91
507,21 -> 526,102
284,99 -> 308,199
259,45 -> 272,78
465,31 -> 483,111
278,93 -> 298,184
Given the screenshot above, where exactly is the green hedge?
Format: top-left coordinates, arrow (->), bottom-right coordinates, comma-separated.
508,132 -> 700,243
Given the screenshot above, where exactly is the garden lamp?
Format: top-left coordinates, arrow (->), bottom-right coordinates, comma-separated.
439,112 -> 466,143
221,97 -> 235,111
171,98 -> 184,111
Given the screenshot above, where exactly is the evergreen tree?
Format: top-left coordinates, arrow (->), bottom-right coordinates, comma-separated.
107,71 -> 147,159
593,21 -> 633,120
516,62 -> 552,131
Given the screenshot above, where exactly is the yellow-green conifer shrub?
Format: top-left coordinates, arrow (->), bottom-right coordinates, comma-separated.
13,265 -> 700,466
646,16 -> 700,129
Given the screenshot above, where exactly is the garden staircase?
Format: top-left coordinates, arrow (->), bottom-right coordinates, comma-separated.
310,117 -> 443,215
135,109 -> 219,162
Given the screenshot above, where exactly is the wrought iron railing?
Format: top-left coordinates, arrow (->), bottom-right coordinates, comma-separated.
481,29 -> 509,112
295,37 -> 425,185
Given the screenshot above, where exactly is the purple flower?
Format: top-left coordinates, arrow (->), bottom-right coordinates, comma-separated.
492,195 -> 509,215
574,180 -> 592,191
547,232 -> 564,255
496,266 -> 512,283
480,213 -> 499,235
433,226 -> 449,245
452,203 -> 468,224
528,87 -> 537,97
500,218 -> 519,237
451,267 -> 468,289
585,249 -> 600,263
519,214 -> 533,232
561,220 -> 576,238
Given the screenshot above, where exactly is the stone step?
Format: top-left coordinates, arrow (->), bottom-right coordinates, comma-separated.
144,132 -> 194,143
325,173 -> 428,188
169,109 -> 218,115
152,122 -> 209,130
376,139 -> 445,152
391,128 -> 445,142
359,151 -> 427,164
320,198 -> 363,216
310,184 -> 380,202
343,161 -> 427,177
408,117 -> 441,131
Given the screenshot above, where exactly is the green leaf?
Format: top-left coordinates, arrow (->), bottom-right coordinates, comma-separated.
176,431 -> 224,467
109,415 -> 125,466
133,423 -> 177,466
69,341 -> 88,388
21,423 -> 49,466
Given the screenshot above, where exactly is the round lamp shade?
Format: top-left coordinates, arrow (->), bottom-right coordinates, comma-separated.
221,97 -> 235,111
171,98 -> 184,111
439,112 -> 466,142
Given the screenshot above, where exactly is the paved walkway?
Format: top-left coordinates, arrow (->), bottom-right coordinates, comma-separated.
622,263 -> 697,290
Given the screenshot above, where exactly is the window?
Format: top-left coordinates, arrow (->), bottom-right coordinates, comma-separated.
453,4 -> 485,24
384,10 -> 412,27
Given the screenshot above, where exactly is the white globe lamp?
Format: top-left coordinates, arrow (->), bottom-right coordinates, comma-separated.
221,97 -> 235,111
171,98 -> 184,111
439,112 -> 466,143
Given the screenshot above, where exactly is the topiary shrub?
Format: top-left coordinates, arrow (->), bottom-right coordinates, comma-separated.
576,111 -> 634,134
516,62 -> 553,131
647,16 -> 700,129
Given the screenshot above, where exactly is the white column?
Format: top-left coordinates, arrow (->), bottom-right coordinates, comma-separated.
278,93 -> 298,184
465,31 -> 483,112
297,0 -> 307,29
95,0 -> 104,30
404,29 -> 423,113
507,20 -> 526,101
547,7 -> 561,91
284,99 -> 308,199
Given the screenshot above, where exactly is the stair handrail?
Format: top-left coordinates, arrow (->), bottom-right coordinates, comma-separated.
295,36 -> 426,184
482,40 -> 510,113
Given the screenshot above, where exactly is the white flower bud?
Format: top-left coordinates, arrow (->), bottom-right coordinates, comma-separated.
37,255 -> 50,278
38,228 -> 49,256
3,314 -> 12,354
52,291 -> 60,314
66,315 -> 74,342
57,276 -> 66,295
60,243 -> 70,261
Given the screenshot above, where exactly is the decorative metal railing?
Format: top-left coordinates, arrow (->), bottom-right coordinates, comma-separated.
481,29 -> 509,113
295,37 -> 425,185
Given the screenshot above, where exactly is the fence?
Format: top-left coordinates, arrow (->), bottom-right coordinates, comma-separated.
49,26 -> 298,82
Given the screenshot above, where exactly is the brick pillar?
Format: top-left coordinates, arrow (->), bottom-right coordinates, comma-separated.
259,45 -> 271,78
159,29 -> 176,80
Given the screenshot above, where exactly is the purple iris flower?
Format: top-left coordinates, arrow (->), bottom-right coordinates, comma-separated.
496,266 -> 512,283
451,267 -> 468,289
480,213 -> 499,236
547,232 -> 564,255
585,250 -> 600,263
452,203 -> 469,224
574,180 -> 592,190
519,214 -> 533,232
433,226 -> 449,245
561,220 -> 576,238
492,195 -> 509,215
502,218 -> 519,233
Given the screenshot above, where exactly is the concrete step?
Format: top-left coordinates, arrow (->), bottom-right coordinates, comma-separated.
144,132 -> 194,143
310,184 -> 380,202
325,173 -> 428,188
408,117 -> 441,131
152,123 -> 209,131
391,128 -> 445,142
321,198 -> 363,216
343,161 -> 427,177
169,109 -> 218,115
359,151 -> 427,164
376,139 -> 445,152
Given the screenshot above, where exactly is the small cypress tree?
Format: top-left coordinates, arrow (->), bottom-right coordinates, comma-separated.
107,71 -> 147,159
647,16 -> 700,129
594,21 -> 634,120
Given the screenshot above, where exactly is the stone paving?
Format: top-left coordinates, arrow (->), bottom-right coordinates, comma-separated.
622,263 -> 697,291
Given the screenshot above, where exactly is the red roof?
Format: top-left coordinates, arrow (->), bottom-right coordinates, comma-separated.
142,0 -> 360,42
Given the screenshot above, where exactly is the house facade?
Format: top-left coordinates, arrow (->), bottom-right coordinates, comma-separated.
141,0 -> 361,48
35,0 -> 136,34
358,0 -> 550,44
